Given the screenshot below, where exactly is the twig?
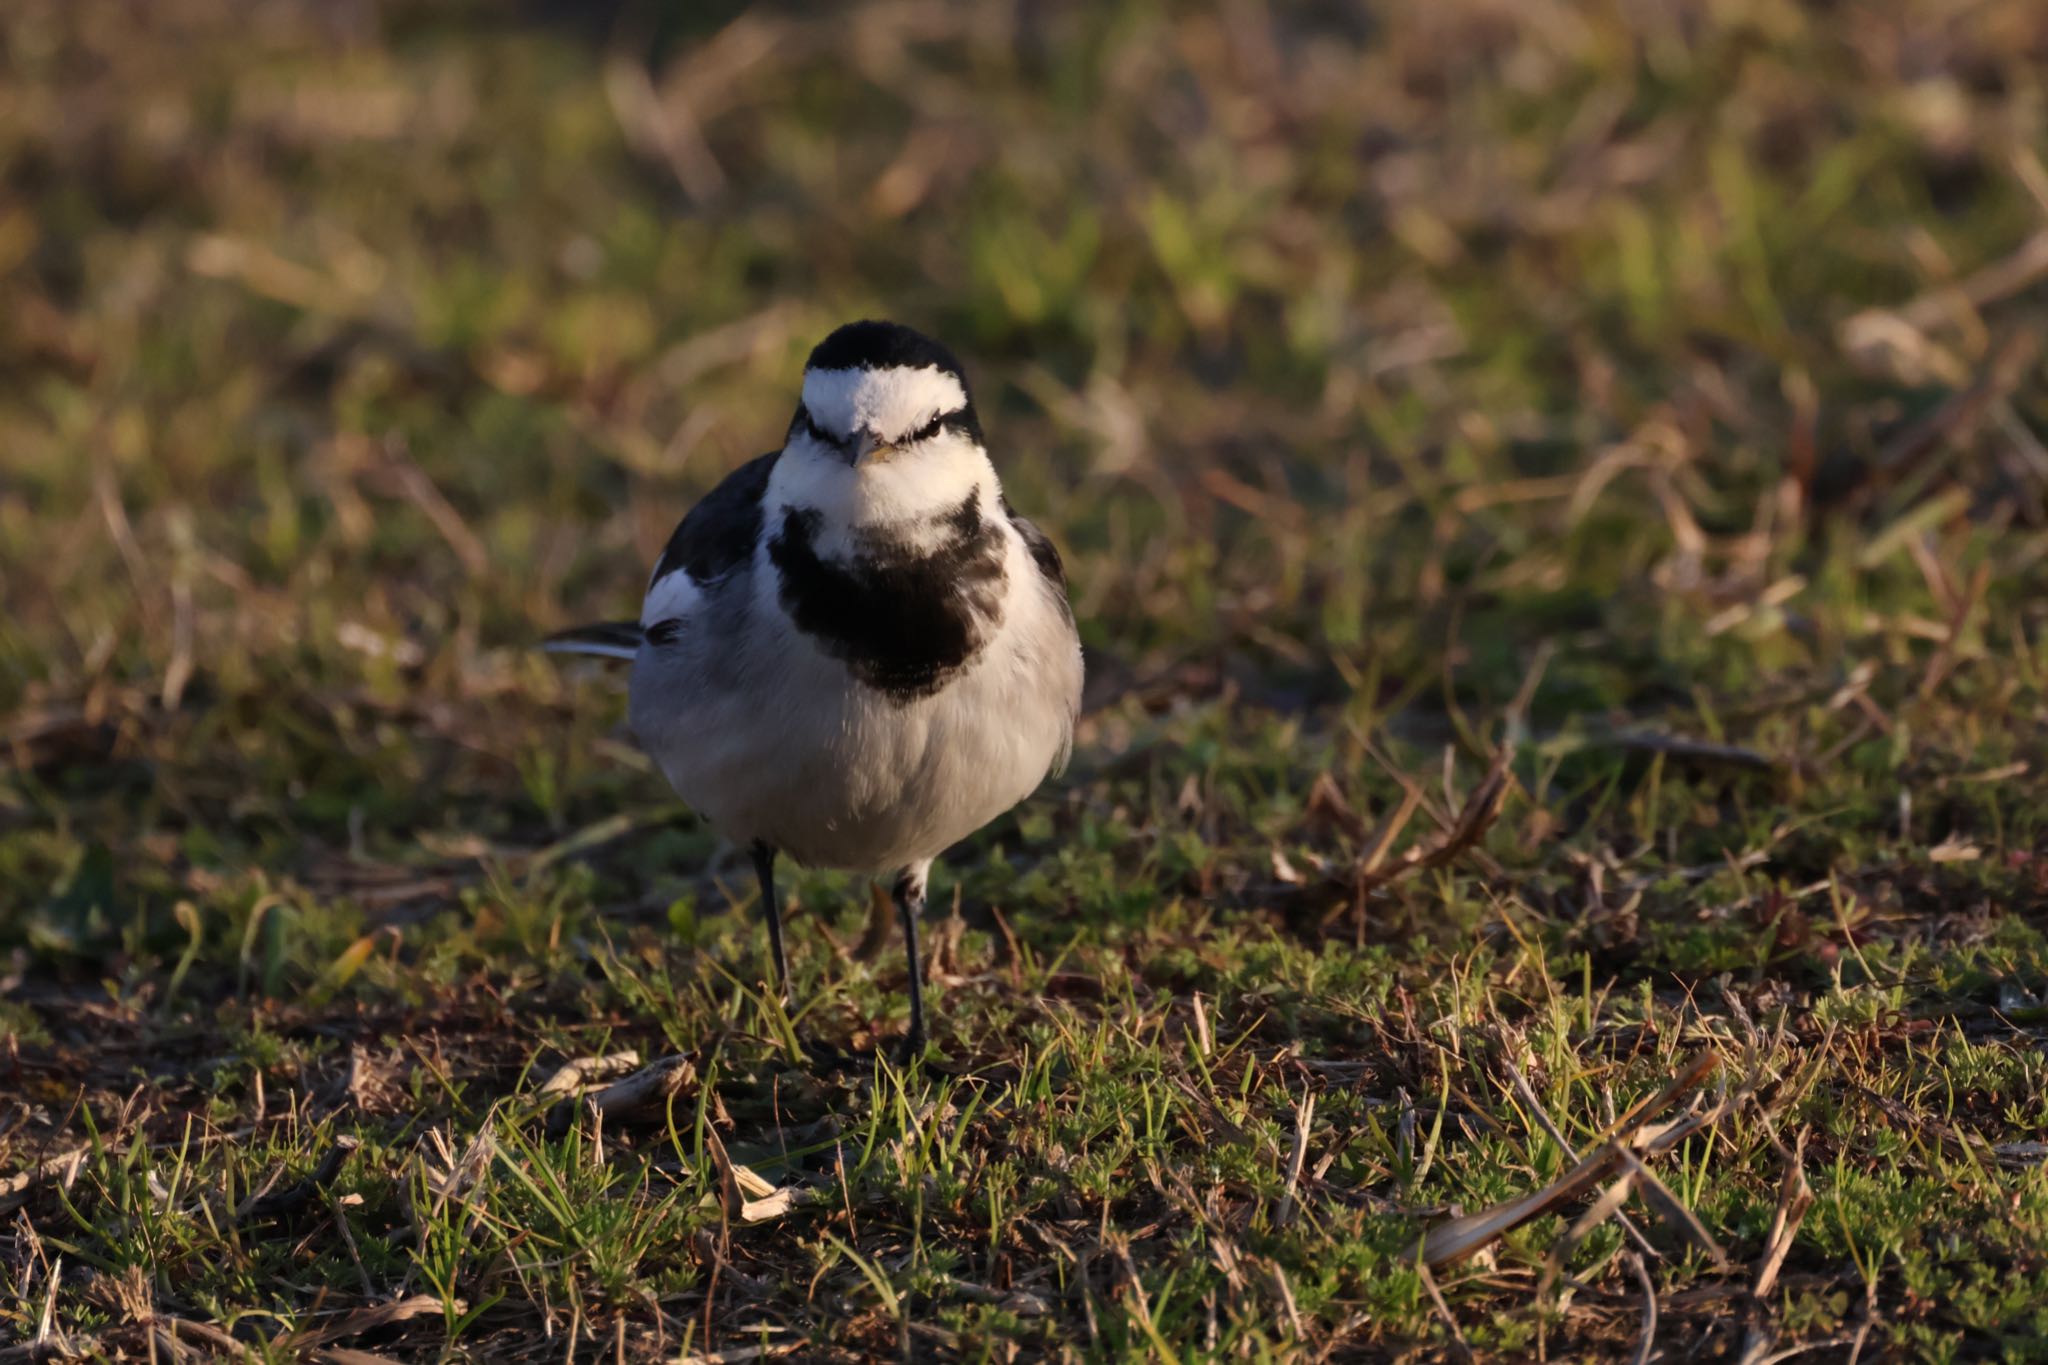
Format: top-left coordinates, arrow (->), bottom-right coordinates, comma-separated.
1107,1233 -> 1170,1358
1354,746 -> 1516,900
1751,1131 -> 1814,1302
159,1317 -> 254,1359
536,1052 -> 644,1103
1504,1054 -> 1660,1262
236,1136 -> 361,1222
0,1148 -> 87,1216
1416,1261 -> 1474,1365
1625,1251 -> 1658,1365
551,1054 -> 698,1134
1275,1091 -> 1314,1228
283,1296 -> 444,1351
1268,1262 -> 1305,1341
1537,1171 -> 1639,1300
1739,1128 -> 1816,1365
1745,1334 -> 1855,1365
329,1190 -> 376,1299
1874,329 -> 2041,488
1897,228 -> 2048,331
1418,1050 -> 1719,1267
1614,1145 -> 1728,1269
370,442 -> 489,580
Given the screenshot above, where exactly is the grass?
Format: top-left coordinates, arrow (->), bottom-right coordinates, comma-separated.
4,0 -> 2048,1358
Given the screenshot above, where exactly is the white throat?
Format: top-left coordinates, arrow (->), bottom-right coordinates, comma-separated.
766,432 -> 997,559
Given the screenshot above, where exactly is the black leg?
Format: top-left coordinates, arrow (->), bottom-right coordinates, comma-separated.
751,841 -> 790,1007
892,863 -> 931,1062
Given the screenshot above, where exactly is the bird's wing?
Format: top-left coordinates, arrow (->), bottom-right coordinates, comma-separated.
1003,498 -> 1068,592
545,451 -> 782,661
543,620 -> 644,659
643,450 -> 782,619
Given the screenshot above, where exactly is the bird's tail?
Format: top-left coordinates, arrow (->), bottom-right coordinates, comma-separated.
542,620 -> 643,660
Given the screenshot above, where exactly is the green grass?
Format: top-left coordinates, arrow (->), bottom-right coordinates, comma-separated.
5,0 -> 2048,1358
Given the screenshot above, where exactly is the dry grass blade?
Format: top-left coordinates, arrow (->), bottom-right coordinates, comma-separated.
0,1148 -> 87,1216
1267,1261 -> 1305,1341
1304,771 -> 1368,839
160,1317 -> 254,1358
1896,227 -> 2048,331
582,1054 -> 699,1120
1418,1051 -> 1719,1267
370,445 -> 489,580
1625,1251 -> 1658,1365
1416,1261 -> 1474,1365
1275,1090 -> 1315,1228
1872,329 -> 2042,488
1536,1170 -> 1639,1300
1504,1049 -> 1660,1261
536,1050 -> 644,1100
703,1125 -> 746,1221
1740,1131 -> 1817,1363
1357,786 -> 1422,876
1355,747 -> 1515,899
674,1343 -> 804,1365
1615,1146 -> 1729,1270
1603,1052 -> 1723,1146
236,1136 -> 361,1222
284,1296 -> 444,1351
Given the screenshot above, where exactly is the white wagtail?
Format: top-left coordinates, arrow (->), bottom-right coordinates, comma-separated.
547,320 -> 1084,1058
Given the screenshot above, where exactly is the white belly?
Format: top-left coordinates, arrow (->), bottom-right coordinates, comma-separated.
627,533 -> 1081,873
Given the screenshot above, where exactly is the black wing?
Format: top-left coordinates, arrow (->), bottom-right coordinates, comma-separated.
648,450 -> 781,590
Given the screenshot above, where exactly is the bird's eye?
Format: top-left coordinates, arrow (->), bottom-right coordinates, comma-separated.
902,412 -> 947,446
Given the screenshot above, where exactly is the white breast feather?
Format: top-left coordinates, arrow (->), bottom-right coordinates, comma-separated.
627,497 -> 1082,874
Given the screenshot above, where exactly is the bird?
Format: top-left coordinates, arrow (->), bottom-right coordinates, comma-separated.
546,320 -> 1084,1060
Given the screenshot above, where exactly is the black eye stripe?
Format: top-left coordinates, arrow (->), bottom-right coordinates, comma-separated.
792,401 -> 974,451
904,412 -> 948,445
798,407 -> 845,450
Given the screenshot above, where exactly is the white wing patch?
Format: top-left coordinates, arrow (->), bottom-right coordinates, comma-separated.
640,565 -> 705,627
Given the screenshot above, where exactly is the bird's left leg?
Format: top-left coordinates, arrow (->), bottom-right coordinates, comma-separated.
751,841 -> 791,1008
892,860 -> 933,1062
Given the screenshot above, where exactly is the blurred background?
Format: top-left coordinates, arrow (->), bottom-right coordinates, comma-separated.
6,0 -> 2048,999
5,0 -> 2048,1357
8,0 -> 2045,852
7,0 -> 2048,974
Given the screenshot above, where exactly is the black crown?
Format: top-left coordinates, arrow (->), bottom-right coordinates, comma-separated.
805,320 -> 968,383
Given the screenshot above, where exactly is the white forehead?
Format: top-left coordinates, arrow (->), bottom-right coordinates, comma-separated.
801,364 -> 967,438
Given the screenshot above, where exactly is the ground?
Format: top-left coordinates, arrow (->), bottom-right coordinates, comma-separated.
4,0 -> 2048,1360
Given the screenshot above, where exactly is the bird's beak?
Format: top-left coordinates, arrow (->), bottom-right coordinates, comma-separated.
850,430 -> 894,465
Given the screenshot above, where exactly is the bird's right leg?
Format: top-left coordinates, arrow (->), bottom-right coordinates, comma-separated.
750,841 -> 791,1007
892,860 -> 933,1064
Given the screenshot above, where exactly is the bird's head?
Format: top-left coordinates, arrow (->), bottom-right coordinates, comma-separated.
788,320 -> 984,469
